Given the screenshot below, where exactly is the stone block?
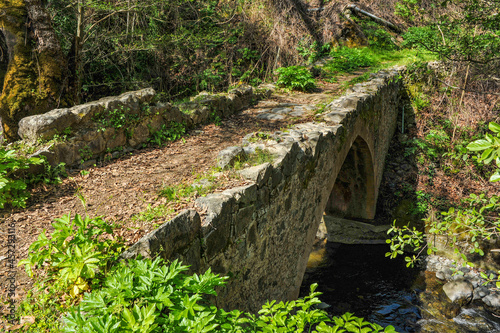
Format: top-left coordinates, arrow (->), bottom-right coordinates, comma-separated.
190,107 -> 210,124
70,102 -> 105,124
238,163 -> 272,187
227,93 -> 242,111
18,108 -> 78,141
443,279 -> 473,306
52,142 -> 79,166
120,209 -> 201,260
323,111 -> 348,124
105,129 -> 127,150
87,132 -> 106,155
222,184 -> 258,205
145,114 -> 166,133
234,205 -> 255,237
196,193 -> 234,261
217,146 -> 246,169
29,145 -> 57,166
128,122 -> 149,147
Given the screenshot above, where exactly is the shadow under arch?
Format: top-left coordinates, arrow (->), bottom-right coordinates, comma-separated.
325,135 -> 376,220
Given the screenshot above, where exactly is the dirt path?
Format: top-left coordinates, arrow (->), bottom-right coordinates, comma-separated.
0,79 -> 349,306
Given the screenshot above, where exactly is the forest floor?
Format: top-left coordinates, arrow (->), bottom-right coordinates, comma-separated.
0,73 -> 366,307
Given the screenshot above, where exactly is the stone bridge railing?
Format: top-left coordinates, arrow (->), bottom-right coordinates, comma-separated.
16,85 -> 271,168
121,67 -> 408,312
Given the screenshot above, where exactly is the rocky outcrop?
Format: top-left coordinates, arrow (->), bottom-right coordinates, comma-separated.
427,255 -> 500,315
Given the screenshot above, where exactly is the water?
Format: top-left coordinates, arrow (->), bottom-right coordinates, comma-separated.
300,242 -> 421,332
300,241 -> 500,333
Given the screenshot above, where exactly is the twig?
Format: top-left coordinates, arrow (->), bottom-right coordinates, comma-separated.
436,79 -> 500,96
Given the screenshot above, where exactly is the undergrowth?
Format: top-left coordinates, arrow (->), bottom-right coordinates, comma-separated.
385,61 -> 500,275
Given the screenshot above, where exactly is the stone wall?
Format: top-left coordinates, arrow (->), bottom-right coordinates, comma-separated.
16,85 -> 271,168
121,67 -> 408,312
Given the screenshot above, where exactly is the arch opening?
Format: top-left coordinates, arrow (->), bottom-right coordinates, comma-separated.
325,135 -> 376,220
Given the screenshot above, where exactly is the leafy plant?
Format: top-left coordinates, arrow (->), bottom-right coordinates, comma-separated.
148,122 -> 186,147
276,66 -> 316,92
28,160 -> 67,185
79,145 -> 93,164
326,47 -> 375,73
386,221 -> 427,267
94,106 -> 140,133
62,258 -> 226,333
297,40 -> 331,64
210,111 -> 222,126
467,122 -> 500,182
19,213 -> 125,297
386,192 -> 500,269
397,1 -> 500,66
62,257 -> 396,333
0,147 -> 42,209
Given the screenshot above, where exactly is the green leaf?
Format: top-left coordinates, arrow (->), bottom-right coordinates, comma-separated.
489,122 -> 500,133
490,171 -> 500,182
467,139 -> 492,151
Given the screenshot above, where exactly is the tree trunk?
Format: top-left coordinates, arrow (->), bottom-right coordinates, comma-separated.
0,0 -> 70,142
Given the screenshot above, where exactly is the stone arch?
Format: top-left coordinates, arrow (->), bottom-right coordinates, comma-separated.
325,135 -> 376,220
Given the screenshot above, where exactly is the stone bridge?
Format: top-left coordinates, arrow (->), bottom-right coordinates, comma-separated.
122,68 -> 408,312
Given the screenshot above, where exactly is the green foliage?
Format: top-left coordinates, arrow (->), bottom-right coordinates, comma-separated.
17,279 -> 72,332
467,122 -> 500,182
233,147 -> 276,170
28,160 -> 68,186
79,145 -> 93,164
158,177 -> 218,203
297,40 -> 331,64
368,29 -> 397,51
342,73 -> 371,88
94,106 -> 140,135
62,258 -> 228,333
386,121 -> 500,267
210,111 -> 222,126
276,66 -> 316,92
16,214 -> 125,332
148,122 -> 187,147
18,213 -> 125,298
356,21 -> 397,51
396,0 -> 500,66
386,222 -> 426,267
315,313 -> 396,333
386,193 -> 500,268
61,258 -> 395,333
47,0 -> 270,101
132,204 -> 175,225
326,47 -> 375,73
0,147 -> 42,209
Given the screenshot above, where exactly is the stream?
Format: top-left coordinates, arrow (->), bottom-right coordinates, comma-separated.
300,241 -> 500,333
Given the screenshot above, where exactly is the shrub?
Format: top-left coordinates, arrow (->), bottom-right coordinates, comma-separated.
326,47 -> 375,73
148,122 -> 186,147
19,213 -> 124,297
62,257 -> 396,333
0,148 -> 42,209
276,66 -> 316,92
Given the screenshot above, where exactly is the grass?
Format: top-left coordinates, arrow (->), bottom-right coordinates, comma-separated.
131,204 -> 175,224
233,147 -> 276,170
319,47 -> 437,83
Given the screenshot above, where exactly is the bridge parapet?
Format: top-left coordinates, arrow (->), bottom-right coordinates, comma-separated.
122,67 -> 408,312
